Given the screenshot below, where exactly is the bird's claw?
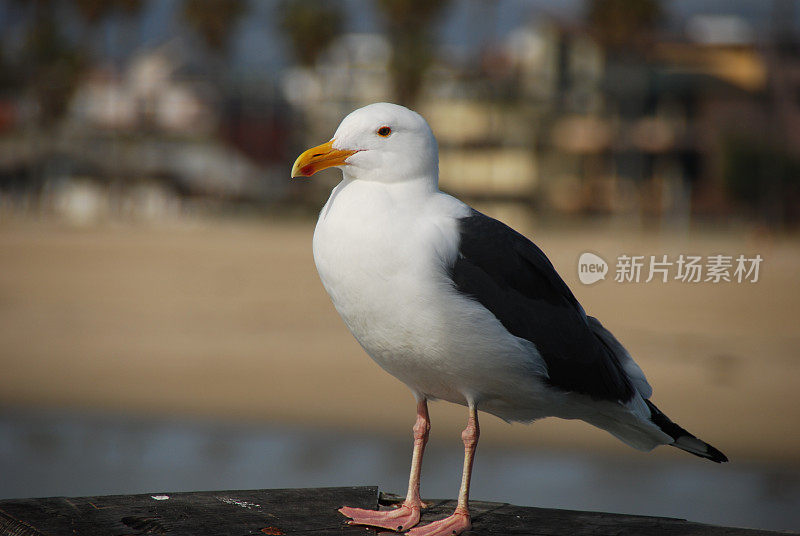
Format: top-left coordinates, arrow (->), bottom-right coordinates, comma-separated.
339,504 -> 421,532
404,510 -> 470,536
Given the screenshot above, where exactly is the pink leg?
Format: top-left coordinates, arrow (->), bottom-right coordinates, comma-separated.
406,405 -> 479,536
339,399 -> 430,532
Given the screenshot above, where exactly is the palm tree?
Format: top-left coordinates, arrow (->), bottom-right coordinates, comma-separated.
182,0 -> 246,55
375,0 -> 450,106
20,0 -> 86,126
586,0 -> 662,55
72,0 -> 144,77
279,0 -> 343,68
73,0 -> 142,26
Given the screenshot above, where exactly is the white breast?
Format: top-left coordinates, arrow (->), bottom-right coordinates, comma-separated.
312,178 -> 549,410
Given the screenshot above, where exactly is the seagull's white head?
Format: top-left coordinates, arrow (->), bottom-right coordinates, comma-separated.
291,102 -> 438,185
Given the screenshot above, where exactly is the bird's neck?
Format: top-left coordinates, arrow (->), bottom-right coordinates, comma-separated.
341,171 -> 439,199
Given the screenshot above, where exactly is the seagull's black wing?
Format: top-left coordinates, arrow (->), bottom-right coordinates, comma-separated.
449,209 -> 635,403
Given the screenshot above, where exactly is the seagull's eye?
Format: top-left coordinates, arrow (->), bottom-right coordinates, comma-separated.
377,126 -> 392,137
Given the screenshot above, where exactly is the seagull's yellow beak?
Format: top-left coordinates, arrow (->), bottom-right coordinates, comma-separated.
291,140 -> 357,178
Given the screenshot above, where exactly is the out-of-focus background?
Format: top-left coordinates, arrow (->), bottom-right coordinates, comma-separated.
1,0 -> 799,532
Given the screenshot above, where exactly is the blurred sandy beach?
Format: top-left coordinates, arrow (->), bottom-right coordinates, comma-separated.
1,216 -> 798,465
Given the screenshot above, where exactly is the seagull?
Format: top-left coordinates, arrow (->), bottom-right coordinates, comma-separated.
291,102 -> 727,536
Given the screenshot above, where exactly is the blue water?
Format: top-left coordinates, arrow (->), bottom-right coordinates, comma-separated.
0,408 -> 797,532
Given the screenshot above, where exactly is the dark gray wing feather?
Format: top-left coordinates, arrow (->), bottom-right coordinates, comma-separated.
449,209 -> 635,403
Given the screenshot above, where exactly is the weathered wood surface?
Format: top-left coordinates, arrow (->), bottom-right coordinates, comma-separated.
0,487 -> 793,536
0,487 -> 376,536
379,493 -> 795,536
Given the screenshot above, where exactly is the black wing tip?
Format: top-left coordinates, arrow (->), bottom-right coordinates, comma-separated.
673,436 -> 729,463
646,399 -> 729,463
705,444 -> 730,463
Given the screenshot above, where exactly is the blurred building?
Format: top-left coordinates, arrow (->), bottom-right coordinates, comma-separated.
279,8 -> 800,226
0,39 -> 291,224
71,45 -> 218,135
2,2 -> 799,227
